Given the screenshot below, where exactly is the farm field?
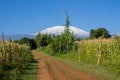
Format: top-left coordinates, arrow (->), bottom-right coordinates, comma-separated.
0,39 -> 37,80
1,34 -> 120,80
0,39 -> 120,80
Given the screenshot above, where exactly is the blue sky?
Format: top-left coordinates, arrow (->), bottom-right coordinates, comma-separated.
0,0 -> 120,35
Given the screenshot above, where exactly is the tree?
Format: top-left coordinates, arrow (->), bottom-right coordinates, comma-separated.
19,37 -> 37,49
90,28 -> 111,39
65,10 -> 70,35
50,10 -> 75,55
64,10 -> 70,55
35,33 -> 53,48
51,33 -> 74,54
90,29 -> 97,38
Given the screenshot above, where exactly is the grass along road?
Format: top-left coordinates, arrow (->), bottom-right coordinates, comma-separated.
32,50 -> 104,80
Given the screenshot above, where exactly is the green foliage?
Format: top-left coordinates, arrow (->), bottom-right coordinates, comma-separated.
50,11 -> 75,55
65,10 -> 70,34
51,33 -> 74,54
90,28 -> 111,39
19,37 -> 37,49
35,33 -> 53,48
0,41 -> 33,79
75,39 -> 120,66
90,29 -> 97,38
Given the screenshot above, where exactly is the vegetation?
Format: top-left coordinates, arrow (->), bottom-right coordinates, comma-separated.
35,33 -> 53,48
19,60 -> 37,80
90,28 -> 111,39
15,37 -> 37,50
0,33 -> 34,80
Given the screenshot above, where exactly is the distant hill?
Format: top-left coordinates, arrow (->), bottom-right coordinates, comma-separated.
0,34 -> 35,40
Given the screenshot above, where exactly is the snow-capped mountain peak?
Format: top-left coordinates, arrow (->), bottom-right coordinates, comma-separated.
38,26 -> 89,38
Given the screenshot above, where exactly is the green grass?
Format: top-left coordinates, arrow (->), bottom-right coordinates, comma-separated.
19,60 -> 38,80
61,58 -> 120,80
1,60 -> 38,80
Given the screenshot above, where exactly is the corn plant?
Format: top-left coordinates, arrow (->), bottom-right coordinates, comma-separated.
76,38 -> 120,68
0,39 -> 32,79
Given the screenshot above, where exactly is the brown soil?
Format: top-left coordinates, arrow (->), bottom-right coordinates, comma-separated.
32,50 -> 103,80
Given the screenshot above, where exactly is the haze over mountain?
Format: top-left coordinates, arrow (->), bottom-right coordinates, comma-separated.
0,34 -> 35,40
39,26 -> 89,38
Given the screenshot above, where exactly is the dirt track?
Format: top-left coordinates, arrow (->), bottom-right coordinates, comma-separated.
32,50 -> 103,80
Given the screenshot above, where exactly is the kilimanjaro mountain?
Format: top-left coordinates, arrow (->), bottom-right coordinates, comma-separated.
38,26 -> 89,38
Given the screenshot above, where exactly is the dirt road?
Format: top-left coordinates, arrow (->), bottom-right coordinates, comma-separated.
32,50 -> 103,80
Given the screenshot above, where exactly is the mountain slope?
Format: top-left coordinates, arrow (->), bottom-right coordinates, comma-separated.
40,26 -> 89,38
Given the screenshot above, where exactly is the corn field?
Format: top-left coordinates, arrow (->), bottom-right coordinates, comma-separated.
76,38 -> 120,67
0,40 -> 32,79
